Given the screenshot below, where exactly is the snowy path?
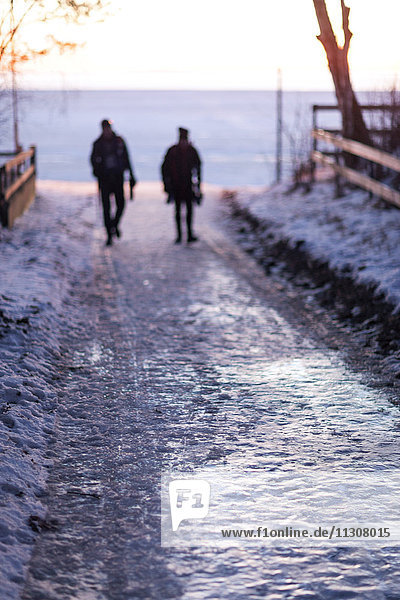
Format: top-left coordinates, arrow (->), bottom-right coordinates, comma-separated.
9,182 -> 400,599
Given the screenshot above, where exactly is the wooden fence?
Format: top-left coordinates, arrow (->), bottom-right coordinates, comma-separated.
312,103 -> 400,151
311,129 -> 400,208
0,147 -> 36,227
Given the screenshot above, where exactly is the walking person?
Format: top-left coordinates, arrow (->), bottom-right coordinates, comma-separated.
161,127 -> 202,244
91,119 -> 136,246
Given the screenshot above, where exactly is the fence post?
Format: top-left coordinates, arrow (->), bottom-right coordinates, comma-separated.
0,165 -> 8,226
311,106 -> 317,183
30,146 -> 36,172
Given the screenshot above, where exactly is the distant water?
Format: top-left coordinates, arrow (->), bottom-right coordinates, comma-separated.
3,90 -> 340,186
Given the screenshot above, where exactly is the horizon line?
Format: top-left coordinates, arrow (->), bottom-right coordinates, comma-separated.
7,87 -> 375,94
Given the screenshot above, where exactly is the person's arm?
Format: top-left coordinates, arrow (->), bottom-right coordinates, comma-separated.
122,139 -> 136,185
90,141 -> 102,178
191,147 -> 202,204
193,147 -> 202,184
126,144 -> 137,201
161,149 -> 172,193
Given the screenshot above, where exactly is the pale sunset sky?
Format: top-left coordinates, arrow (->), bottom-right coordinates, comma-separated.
16,0 -> 400,90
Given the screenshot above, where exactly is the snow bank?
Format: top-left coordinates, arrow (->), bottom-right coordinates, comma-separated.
0,181 -> 97,598
233,179 -> 400,313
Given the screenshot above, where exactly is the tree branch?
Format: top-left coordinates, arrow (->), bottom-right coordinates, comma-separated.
0,1 -> 36,64
341,0 -> 353,56
313,0 -> 338,50
0,0 -> 107,67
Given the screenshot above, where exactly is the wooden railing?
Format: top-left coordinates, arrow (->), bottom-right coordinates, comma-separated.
0,146 -> 36,227
312,103 -> 400,150
311,129 -> 400,208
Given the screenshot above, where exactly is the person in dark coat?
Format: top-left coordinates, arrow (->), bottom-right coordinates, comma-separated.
161,127 -> 202,244
91,119 -> 136,246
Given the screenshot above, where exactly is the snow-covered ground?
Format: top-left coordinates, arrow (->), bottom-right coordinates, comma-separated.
0,181 -> 97,599
232,177 -> 400,312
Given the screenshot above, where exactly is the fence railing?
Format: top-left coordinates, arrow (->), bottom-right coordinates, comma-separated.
312,103 -> 400,152
0,146 -> 36,227
311,129 -> 400,208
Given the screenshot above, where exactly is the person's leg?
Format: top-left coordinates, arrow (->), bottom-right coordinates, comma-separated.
186,198 -> 193,240
186,198 -> 197,242
174,199 -> 182,243
100,182 -> 113,245
113,178 -> 125,237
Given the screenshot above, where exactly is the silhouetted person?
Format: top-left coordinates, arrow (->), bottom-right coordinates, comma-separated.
161,127 -> 202,244
91,119 -> 136,246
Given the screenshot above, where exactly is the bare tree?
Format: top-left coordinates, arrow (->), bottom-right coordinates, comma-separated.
0,0 -> 107,150
0,0 -> 107,69
312,0 -> 371,147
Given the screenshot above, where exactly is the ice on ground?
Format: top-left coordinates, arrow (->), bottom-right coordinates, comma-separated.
2,177 -> 400,598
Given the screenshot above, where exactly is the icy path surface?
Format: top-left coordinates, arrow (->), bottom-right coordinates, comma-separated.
17,182 -> 400,599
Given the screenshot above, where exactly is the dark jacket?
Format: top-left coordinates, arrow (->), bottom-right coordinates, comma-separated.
161,142 -> 201,198
91,132 -> 135,183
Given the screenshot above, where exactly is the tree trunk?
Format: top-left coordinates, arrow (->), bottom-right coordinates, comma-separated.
313,0 -> 371,147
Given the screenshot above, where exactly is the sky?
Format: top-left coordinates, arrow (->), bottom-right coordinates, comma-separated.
11,0 -> 400,90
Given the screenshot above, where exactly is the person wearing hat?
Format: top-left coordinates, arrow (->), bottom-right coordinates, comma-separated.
161,127 -> 202,244
90,119 -> 136,246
